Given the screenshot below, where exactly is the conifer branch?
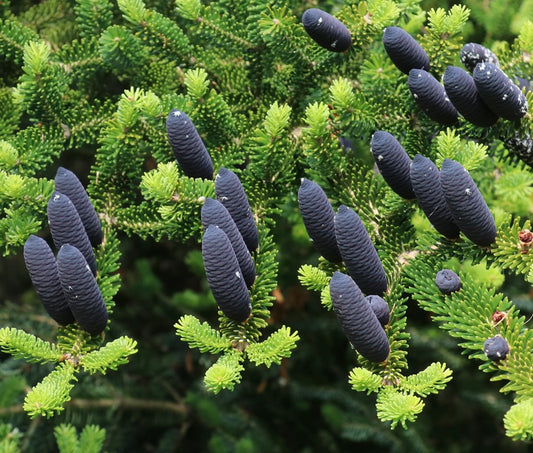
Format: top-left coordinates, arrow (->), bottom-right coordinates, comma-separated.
80,337 -> 138,374
23,364 -> 77,419
246,326 -> 299,368
175,315 -> 232,354
0,327 -> 63,364
203,351 -> 244,394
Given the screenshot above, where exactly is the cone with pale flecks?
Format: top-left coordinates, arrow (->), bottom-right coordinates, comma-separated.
483,335 -> 509,362
443,66 -> 498,127
334,205 -> 388,296
460,43 -> 499,73
410,154 -> 460,239
302,8 -> 351,52
215,167 -> 258,251
202,225 -> 252,322
56,244 -> 108,335
440,159 -> 497,247
47,191 -> 97,275
370,130 -> 415,199
408,69 -> 458,126
54,167 -> 103,247
473,63 -> 528,121
166,109 -> 213,179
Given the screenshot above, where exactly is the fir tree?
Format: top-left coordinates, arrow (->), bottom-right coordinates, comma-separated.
0,0 -> 532,450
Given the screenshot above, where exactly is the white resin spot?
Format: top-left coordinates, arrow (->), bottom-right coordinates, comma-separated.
317,17 -> 323,25
236,271 -> 241,279
465,188 -> 472,196
173,111 -> 182,117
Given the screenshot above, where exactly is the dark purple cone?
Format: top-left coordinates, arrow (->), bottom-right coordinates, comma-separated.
334,205 -> 388,295
54,167 -> 102,247
435,269 -> 462,294
23,235 -> 75,325
382,26 -> 430,75
473,63 -> 528,121
215,167 -> 258,251
408,69 -> 458,126
483,335 -> 510,362
56,244 -> 108,335
366,295 -> 390,326
298,178 -> 342,263
460,43 -> 499,73
201,198 -> 255,288
410,154 -> 460,239
166,109 -> 213,179
329,272 -> 390,363
202,225 -> 251,322
443,66 -> 499,127
47,191 -> 97,275
440,159 -> 496,247
302,8 -> 352,52
370,131 -> 415,199
505,132 -> 533,167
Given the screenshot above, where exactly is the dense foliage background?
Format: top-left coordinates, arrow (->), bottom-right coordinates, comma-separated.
0,0 -> 532,451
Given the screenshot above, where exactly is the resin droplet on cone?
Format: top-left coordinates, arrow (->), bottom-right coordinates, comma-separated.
47,191 -> 97,275
443,66 -> 498,127
439,159 -> 496,247
166,109 -> 213,179
408,69 -> 458,126
370,130 -> 415,199
302,8 -> 352,52
410,154 -> 460,239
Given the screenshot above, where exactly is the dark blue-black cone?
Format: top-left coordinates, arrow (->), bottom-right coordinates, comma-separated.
215,167 -> 258,251
382,26 -> 430,75
473,63 -> 528,121
410,154 -> 460,239
334,205 -> 388,296
54,167 -> 102,247
329,272 -> 390,363
366,295 -> 390,327
483,335 -> 510,362
202,225 -> 251,322
56,244 -> 108,335
443,66 -> 499,127
408,69 -> 458,126
166,109 -> 213,179
201,198 -> 255,288
47,191 -> 97,275
440,159 -> 497,247
302,8 -> 352,52
460,43 -> 499,73
370,131 -> 415,199
435,269 -> 462,294
23,235 -> 75,325
298,178 -> 342,263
